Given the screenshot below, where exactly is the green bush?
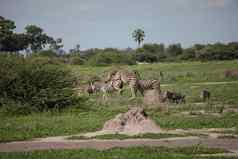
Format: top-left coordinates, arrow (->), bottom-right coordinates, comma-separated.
135,52 -> 158,63
33,50 -> 58,57
0,53 -> 77,113
87,51 -> 136,66
69,56 -> 85,65
28,56 -> 63,65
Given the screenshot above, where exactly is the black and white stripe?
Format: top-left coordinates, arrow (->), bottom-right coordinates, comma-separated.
137,79 -> 161,96
105,70 -> 140,98
87,79 -> 123,100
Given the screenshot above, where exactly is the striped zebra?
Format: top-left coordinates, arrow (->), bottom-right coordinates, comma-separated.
88,79 -> 123,100
85,81 -> 101,95
105,70 -> 141,98
137,79 -> 161,96
100,79 -> 123,100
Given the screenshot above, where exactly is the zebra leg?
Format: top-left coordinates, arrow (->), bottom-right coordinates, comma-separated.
118,88 -> 123,95
138,87 -> 144,96
103,93 -> 109,101
102,93 -> 106,101
129,87 -> 137,99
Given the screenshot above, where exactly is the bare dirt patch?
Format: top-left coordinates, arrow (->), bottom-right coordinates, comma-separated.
225,69 -> 238,78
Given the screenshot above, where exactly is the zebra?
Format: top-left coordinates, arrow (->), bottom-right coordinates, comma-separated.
100,80 -> 123,100
200,89 -> 211,102
85,81 -> 95,95
85,80 -> 102,95
105,70 -> 141,99
137,79 -> 161,96
88,79 -> 123,100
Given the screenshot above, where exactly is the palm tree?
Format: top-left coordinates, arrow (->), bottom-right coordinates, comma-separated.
132,29 -> 145,47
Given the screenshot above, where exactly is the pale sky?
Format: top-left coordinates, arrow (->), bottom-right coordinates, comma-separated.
1,0 -> 238,50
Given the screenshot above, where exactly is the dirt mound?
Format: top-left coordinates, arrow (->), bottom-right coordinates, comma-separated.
224,69 -> 238,78
143,89 -> 161,105
143,90 -> 168,111
102,107 -> 161,134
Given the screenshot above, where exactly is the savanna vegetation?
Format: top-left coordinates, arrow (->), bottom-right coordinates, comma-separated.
1,59 -> 238,142
1,16 -> 238,158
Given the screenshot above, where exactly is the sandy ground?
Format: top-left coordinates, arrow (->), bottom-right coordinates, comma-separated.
1,128 -> 238,155
1,137 -> 238,154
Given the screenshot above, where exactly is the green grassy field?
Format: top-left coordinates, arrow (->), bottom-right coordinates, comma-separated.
70,60 -> 238,84
68,133 -> 185,140
0,146 -> 232,159
0,60 -> 238,142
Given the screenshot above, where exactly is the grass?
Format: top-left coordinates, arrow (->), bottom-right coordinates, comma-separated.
70,60 -> 238,85
68,133 -> 185,140
0,109 -> 116,142
1,60 -> 238,142
151,112 -> 238,129
161,82 -> 238,105
0,146 -> 231,159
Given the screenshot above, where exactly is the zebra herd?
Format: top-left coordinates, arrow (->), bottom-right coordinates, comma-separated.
86,69 -> 211,103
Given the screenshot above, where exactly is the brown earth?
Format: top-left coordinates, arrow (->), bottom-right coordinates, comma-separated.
1,137 -> 238,153
102,107 -> 161,134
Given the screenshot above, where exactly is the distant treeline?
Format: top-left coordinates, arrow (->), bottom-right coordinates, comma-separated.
26,42 -> 238,66
1,16 -> 238,66
78,42 -> 238,65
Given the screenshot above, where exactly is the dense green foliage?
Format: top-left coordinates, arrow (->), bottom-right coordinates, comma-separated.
0,16 -> 60,53
0,16 -> 28,52
76,42 -> 238,64
133,42 -> 238,62
87,51 -> 136,66
0,54 -> 77,114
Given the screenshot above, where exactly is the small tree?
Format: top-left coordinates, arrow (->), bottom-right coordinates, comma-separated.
0,16 -> 29,52
49,38 -> 64,53
76,44 -> 80,52
25,25 -> 53,52
132,28 -> 145,47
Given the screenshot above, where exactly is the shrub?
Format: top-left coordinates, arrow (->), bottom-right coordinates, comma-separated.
28,56 -> 62,65
87,51 -> 136,66
34,50 -> 58,57
135,52 -> 158,63
0,54 -> 77,113
69,56 -> 85,65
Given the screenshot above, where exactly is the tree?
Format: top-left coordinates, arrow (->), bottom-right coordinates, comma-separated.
142,43 -> 164,54
49,38 -> 64,53
0,33 -> 29,52
76,44 -> 80,52
0,16 -> 29,52
25,25 -> 52,52
69,44 -> 80,55
0,16 -> 15,38
132,29 -> 145,47
0,16 -> 15,51
166,43 -> 183,57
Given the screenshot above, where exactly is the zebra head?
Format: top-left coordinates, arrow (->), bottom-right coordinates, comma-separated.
105,70 -> 117,83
